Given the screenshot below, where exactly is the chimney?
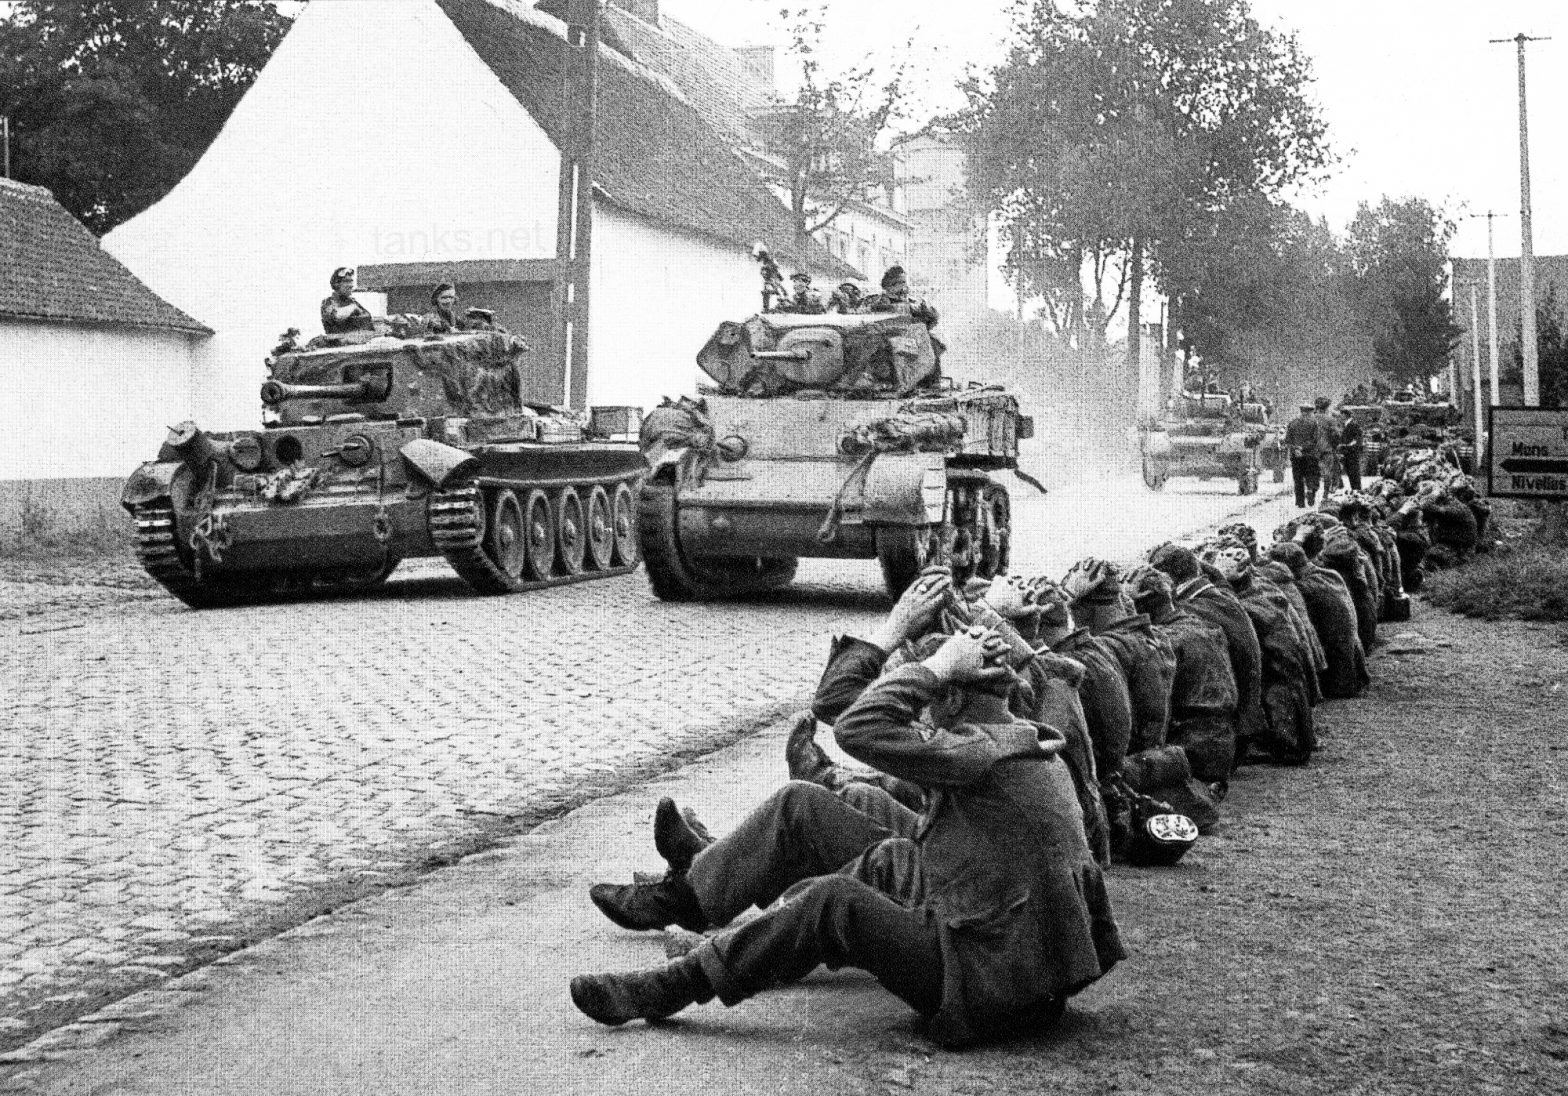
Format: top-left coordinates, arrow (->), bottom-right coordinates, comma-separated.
609,0 -> 659,24
736,45 -> 776,92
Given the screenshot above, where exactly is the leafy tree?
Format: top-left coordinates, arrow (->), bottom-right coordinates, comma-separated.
1505,287 -> 1568,409
1346,197 -> 1463,389
751,5 -> 911,248
0,0 -> 291,233
1161,198 -> 1375,403
958,0 -> 1330,403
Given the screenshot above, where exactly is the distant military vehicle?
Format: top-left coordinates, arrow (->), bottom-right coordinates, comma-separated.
1139,391 -> 1265,494
637,309 -> 1034,600
123,328 -> 645,607
1349,396 -> 1472,476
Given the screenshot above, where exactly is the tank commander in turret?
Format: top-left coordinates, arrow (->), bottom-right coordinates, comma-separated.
423,281 -> 472,333
861,264 -> 939,329
777,272 -> 826,315
320,266 -> 374,335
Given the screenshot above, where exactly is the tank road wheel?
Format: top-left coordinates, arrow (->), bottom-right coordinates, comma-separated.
637,480 -> 796,601
522,489 -> 555,581
431,484 -> 520,595
976,484 -> 1012,580
876,525 -> 939,599
611,481 -> 640,567
486,490 -> 528,584
1141,455 -> 1168,491
555,488 -> 588,576
584,485 -> 616,571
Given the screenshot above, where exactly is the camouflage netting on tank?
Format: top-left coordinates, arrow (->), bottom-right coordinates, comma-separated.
639,396 -> 717,484
272,333 -> 526,417
837,411 -> 966,456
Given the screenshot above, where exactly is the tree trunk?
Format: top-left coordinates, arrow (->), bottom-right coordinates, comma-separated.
1127,237 -> 1144,414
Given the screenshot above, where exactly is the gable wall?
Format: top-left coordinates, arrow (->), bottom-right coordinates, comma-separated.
104,0 -> 561,430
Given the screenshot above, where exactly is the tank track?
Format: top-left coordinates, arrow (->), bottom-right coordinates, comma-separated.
130,501 -> 268,609
430,479 -> 641,596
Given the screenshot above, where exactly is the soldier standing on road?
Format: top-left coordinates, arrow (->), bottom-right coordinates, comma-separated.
1314,396 -> 1343,491
1337,406 -> 1365,492
1284,404 -> 1324,508
320,266 -> 374,335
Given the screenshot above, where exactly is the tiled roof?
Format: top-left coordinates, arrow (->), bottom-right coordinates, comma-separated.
592,4 -> 775,148
435,0 -> 858,280
0,178 -> 211,335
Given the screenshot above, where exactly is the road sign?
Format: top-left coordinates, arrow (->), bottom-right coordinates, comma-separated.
1487,406 -> 1568,499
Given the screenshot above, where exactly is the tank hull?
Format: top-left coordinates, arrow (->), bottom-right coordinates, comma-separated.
125,417 -> 645,607
640,389 -> 1027,599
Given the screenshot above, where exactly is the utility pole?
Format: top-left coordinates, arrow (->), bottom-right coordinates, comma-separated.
1462,210 -> 1508,410
1466,283 -> 1484,449
1492,33 -> 1549,406
554,0 -> 600,409
1,116 -> 10,179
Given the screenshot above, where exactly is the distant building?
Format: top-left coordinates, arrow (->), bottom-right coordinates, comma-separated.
1,178 -> 209,485
104,0 -> 852,430
586,0 -> 911,287
901,134 -> 989,323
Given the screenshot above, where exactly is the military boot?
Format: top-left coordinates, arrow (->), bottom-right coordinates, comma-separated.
589,873 -> 708,933
570,955 -> 715,1026
653,797 -> 712,875
784,710 -> 837,786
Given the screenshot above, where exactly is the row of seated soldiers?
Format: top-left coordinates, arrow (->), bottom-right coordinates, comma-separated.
565,464 -> 1492,1045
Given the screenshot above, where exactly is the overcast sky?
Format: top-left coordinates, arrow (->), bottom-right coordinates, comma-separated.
661,0 -> 1568,261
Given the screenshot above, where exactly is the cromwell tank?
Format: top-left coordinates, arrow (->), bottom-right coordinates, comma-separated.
637,310 -> 1034,601
122,327 -> 645,608
1139,390 -> 1265,494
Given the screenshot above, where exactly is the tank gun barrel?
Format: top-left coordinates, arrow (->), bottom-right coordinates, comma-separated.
750,349 -> 812,362
260,379 -> 375,405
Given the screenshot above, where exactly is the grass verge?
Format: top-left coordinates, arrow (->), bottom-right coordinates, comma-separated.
1424,501 -> 1568,621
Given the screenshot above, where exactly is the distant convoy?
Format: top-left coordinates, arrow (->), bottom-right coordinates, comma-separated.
1138,391 -> 1283,495
128,264 -> 1474,608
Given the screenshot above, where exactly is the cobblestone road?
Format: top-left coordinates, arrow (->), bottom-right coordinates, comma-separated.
0,475 -> 1296,1044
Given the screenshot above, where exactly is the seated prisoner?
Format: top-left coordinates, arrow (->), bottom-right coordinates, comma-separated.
572,626 -> 1126,1047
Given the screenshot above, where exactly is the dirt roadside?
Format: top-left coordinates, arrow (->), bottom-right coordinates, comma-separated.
3,593 -> 1565,1095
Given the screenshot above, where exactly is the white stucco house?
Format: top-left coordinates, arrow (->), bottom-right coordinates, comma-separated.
0,177 -> 210,485
104,0 -> 856,431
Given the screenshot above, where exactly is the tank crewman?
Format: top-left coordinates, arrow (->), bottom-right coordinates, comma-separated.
861,264 -> 939,329
777,272 -> 827,315
1337,407 -> 1365,491
573,624 -> 1125,1047
826,281 -> 864,313
320,267 -> 374,335
1283,404 -> 1324,508
423,282 -> 472,333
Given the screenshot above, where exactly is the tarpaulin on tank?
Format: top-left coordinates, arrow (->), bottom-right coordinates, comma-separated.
273,333 -> 526,416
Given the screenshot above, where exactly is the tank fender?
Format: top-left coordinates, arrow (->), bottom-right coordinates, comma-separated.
122,461 -> 185,512
399,438 -> 480,489
862,454 -> 946,525
1144,431 -> 1173,458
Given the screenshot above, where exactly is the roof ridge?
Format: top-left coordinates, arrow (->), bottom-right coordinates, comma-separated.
483,0 -> 692,108
0,177 -> 54,199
